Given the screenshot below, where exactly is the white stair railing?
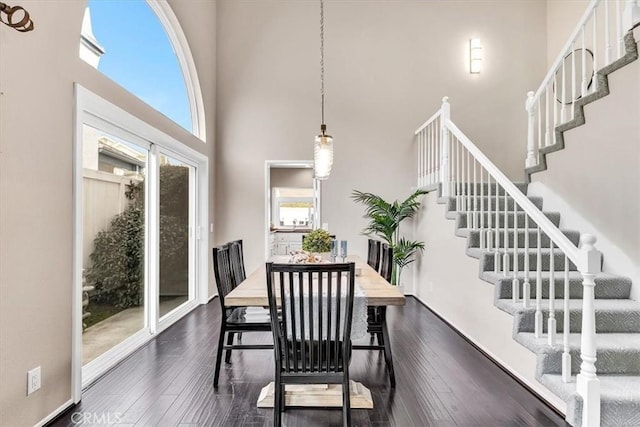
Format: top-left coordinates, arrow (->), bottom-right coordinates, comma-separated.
415,97 -> 603,427
525,0 -> 640,169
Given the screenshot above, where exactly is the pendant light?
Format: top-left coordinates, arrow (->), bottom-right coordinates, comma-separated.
314,0 -> 333,180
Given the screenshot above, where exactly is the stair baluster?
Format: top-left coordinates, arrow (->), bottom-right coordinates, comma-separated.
480,167 -> 485,249
525,92 -> 536,167
486,174 -> 492,252
456,138 -> 461,211
616,0 -> 623,59
472,156 -> 477,230
435,117 -> 440,186
512,200 -> 519,303
605,0 -> 612,65
440,98 -> 450,197
418,129 -> 423,187
571,41 -> 576,119
522,215 -> 530,308
553,74 -> 558,145
593,8 -> 599,91
562,255 -> 571,383
494,181 -> 500,273
467,151 -> 472,215
535,226 -> 543,339
502,189 -> 509,278
429,122 -> 434,185
537,100 -> 542,153
544,88 -> 550,147
561,59 -> 567,122
581,26 -> 588,97
548,240 -> 557,346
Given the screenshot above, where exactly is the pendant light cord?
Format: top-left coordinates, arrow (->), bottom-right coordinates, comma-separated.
320,0 -> 325,127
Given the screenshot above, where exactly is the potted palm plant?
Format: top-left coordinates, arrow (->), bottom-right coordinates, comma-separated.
351,189 -> 427,286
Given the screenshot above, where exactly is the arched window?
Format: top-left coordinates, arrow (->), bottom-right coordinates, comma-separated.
80,0 -> 206,140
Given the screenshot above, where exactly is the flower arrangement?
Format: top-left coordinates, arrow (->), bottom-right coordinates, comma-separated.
302,229 -> 333,253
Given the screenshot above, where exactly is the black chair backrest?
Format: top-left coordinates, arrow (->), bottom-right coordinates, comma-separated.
228,239 -> 246,285
367,239 -> 382,271
379,243 -> 393,283
212,244 -> 234,314
266,262 -> 355,374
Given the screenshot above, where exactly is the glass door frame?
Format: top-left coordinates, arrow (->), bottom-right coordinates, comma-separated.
72,84 -> 209,402
154,146 -> 199,330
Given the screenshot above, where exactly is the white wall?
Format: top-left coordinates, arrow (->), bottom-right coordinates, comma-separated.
546,0 -> 590,66
215,0 -> 547,273
413,192 -> 567,412
0,1 -> 217,425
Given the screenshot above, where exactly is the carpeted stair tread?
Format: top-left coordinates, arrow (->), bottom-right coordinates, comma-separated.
436,182 -> 528,198
540,374 -> 640,427
474,249 -> 579,272
497,299 -> 640,334
460,228 -> 581,247
482,271 -> 633,300
496,298 -> 640,316
444,195 -> 544,212
451,210 -> 562,227
515,332 -> 640,375
517,332 -> 640,353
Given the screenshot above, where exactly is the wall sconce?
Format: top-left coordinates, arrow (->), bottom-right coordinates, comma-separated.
469,38 -> 482,74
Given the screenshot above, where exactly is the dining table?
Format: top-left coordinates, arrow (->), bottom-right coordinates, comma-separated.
224,254 -> 405,409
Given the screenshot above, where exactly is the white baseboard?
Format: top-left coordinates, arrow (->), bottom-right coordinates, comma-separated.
35,398 -> 74,427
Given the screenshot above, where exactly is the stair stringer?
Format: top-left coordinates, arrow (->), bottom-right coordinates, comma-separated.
412,190 -> 567,413
525,30 -> 639,181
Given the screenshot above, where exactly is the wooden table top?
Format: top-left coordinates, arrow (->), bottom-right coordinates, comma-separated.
225,255 -> 406,307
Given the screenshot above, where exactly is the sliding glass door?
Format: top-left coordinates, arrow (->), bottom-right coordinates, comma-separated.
75,85 -> 208,394
80,124 -> 150,371
158,152 -> 196,319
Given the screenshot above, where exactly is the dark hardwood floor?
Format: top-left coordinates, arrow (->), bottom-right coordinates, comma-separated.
51,297 -> 568,426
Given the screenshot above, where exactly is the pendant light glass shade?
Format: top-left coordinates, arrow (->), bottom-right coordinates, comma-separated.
314,127 -> 333,180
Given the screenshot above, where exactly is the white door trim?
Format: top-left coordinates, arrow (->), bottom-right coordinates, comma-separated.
263,160 -> 320,260
72,84 -> 209,400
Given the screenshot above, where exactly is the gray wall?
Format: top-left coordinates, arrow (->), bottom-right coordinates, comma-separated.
215,0 -> 547,273
0,1 -> 217,425
270,167 -> 314,189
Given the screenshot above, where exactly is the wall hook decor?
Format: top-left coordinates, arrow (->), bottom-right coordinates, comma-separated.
0,1 -> 34,32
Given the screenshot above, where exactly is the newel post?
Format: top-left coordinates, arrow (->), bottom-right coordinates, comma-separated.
577,234 -> 602,427
440,96 -> 450,197
525,91 -> 537,168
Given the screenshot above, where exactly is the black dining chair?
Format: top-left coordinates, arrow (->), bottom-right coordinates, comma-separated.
228,239 -> 246,285
378,243 -> 393,283
366,239 -> 381,271
266,262 -> 356,427
354,242 -> 396,387
212,244 -> 272,388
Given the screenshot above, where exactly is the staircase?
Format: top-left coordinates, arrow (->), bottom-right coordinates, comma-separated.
525,30 -> 638,180
412,3 -> 640,424
440,185 -> 640,427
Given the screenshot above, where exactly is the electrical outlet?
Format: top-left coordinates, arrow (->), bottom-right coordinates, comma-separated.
27,366 -> 41,395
